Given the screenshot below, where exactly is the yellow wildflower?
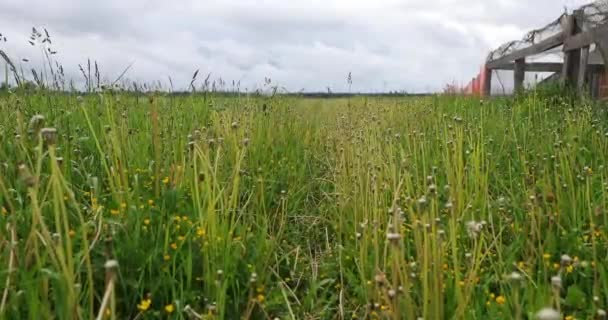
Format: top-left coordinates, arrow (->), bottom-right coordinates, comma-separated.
164,304 -> 174,313
110,209 -> 120,215
196,228 -> 206,237
495,295 -> 506,305
163,254 -> 171,261
143,219 -> 150,225
170,243 -> 178,250
137,298 -> 151,311
256,294 -> 265,303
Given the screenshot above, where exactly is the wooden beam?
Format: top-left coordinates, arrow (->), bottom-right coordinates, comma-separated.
494,62 -> 604,73
514,58 -> 526,92
493,62 -> 562,72
564,23 -> 608,51
578,46 -> 590,93
486,32 -> 566,69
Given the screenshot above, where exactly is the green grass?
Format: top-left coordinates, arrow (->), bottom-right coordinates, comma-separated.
0,90 -> 607,320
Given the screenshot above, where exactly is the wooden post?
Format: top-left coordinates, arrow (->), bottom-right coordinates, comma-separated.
578,45 -> 590,93
514,59 -> 525,92
482,65 -> 492,97
561,14 -> 581,87
590,72 -> 600,99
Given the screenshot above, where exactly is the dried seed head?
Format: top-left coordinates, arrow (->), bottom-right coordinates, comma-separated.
598,309 -> 607,319
550,275 -> 562,290
535,307 -> 560,320
40,127 -> 58,145
374,273 -> 386,286
560,254 -> 572,266
387,289 -> 396,298
28,114 -> 45,135
18,163 -> 36,187
231,121 -> 239,129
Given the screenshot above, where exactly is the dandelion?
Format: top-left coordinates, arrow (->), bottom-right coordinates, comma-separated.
465,220 -> 483,239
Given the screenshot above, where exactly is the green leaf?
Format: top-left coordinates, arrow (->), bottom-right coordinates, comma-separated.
564,285 -> 586,309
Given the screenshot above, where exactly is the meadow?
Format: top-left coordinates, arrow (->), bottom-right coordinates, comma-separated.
0,89 -> 607,320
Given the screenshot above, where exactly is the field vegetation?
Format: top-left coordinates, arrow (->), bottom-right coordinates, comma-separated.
0,84 -> 607,320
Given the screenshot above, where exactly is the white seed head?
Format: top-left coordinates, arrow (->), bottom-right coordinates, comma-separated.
465,220 -> 483,239
507,271 -> 523,283
561,254 -> 572,266
535,307 -> 560,320
386,232 -> 401,242
104,259 -> 119,270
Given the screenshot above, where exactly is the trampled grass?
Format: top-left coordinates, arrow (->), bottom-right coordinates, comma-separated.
0,90 -> 608,319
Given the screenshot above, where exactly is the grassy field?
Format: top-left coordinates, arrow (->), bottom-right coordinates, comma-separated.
0,90 -> 607,319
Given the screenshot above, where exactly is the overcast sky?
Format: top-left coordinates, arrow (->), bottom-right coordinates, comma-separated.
0,0 -> 594,93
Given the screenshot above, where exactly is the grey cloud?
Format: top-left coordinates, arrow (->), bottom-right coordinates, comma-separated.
0,0 -> 582,92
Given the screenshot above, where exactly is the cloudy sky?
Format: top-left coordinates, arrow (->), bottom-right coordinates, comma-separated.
0,0 -> 593,93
